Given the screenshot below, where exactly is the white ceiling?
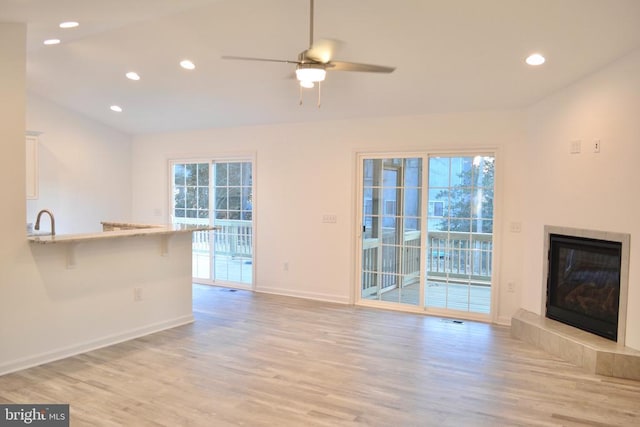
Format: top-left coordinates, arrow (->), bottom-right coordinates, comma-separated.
3,0 -> 640,135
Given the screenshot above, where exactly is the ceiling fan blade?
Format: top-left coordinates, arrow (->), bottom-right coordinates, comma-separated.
221,55 -> 299,65
327,61 -> 395,73
306,38 -> 342,63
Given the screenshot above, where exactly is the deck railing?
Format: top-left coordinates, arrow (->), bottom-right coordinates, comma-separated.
362,229 -> 493,295
187,219 -> 253,258
362,230 -> 421,292
427,231 -> 493,284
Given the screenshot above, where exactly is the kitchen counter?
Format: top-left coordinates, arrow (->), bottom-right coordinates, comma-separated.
28,222 -> 216,244
101,221 -> 165,231
21,221 -> 203,374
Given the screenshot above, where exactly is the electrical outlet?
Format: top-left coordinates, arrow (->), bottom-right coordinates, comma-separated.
507,282 -> 516,293
283,262 -> 289,271
570,140 -> 581,154
322,214 -> 337,223
134,287 -> 143,302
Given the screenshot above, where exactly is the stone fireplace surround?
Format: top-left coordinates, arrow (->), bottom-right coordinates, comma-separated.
511,226 -> 640,381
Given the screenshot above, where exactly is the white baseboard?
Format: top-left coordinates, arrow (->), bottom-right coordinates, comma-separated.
0,314 -> 194,376
495,315 -> 512,326
256,286 -> 350,305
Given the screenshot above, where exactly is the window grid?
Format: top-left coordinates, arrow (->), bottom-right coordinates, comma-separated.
173,163 -> 209,220
214,162 -> 252,221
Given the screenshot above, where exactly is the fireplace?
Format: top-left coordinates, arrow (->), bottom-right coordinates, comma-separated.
543,226 -> 630,344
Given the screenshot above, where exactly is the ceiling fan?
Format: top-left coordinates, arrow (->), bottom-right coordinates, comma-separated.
221,0 -> 395,105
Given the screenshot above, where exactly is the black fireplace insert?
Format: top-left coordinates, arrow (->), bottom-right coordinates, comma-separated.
546,233 -> 621,341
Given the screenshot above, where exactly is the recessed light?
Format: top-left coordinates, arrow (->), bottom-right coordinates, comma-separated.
43,39 -> 61,46
126,72 -> 141,81
110,105 -> 123,113
526,53 -> 546,66
180,60 -> 196,70
59,21 -> 79,29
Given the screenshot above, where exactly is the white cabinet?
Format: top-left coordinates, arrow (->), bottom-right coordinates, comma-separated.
26,135 -> 39,199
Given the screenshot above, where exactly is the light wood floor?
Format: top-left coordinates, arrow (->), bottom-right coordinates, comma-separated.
1,284 -> 639,426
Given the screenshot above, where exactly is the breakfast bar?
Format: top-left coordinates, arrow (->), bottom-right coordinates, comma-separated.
28,222 -> 214,267
18,221 -> 214,373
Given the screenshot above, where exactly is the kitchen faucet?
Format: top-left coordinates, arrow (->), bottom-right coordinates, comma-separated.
35,209 -> 55,236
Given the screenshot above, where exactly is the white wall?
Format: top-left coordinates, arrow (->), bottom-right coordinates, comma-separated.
132,111 -> 526,323
26,94 -> 133,234
523,48 -> 640,350
0,23 -> 30,365
0,25 -> 26,241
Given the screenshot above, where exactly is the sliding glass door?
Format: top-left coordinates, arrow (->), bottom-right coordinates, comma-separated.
358,153 -> 495,318
361,157 -> 423,305
425,155 -> 494,314
171,159 -> 254,288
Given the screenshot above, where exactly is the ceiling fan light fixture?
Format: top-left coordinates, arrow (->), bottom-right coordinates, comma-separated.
299,80 -> 315,89
296,65 -> 326,83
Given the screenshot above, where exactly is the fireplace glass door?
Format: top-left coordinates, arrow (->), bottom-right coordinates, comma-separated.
547,234 -> 622,341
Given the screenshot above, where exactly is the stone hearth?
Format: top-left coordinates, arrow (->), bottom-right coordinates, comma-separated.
511,309 -> 640,381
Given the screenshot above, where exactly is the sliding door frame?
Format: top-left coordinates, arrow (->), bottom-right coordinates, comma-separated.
168,152 -> 257,291
355,152 -> 429,312
354,148 -> 501,324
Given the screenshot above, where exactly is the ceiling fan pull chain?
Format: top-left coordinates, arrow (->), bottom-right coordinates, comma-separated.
299,85 -> 303,106
317,81 -> 322,108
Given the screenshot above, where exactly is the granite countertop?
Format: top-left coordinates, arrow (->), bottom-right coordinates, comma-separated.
28,223 -> 217,244
100,221 -> 166,230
